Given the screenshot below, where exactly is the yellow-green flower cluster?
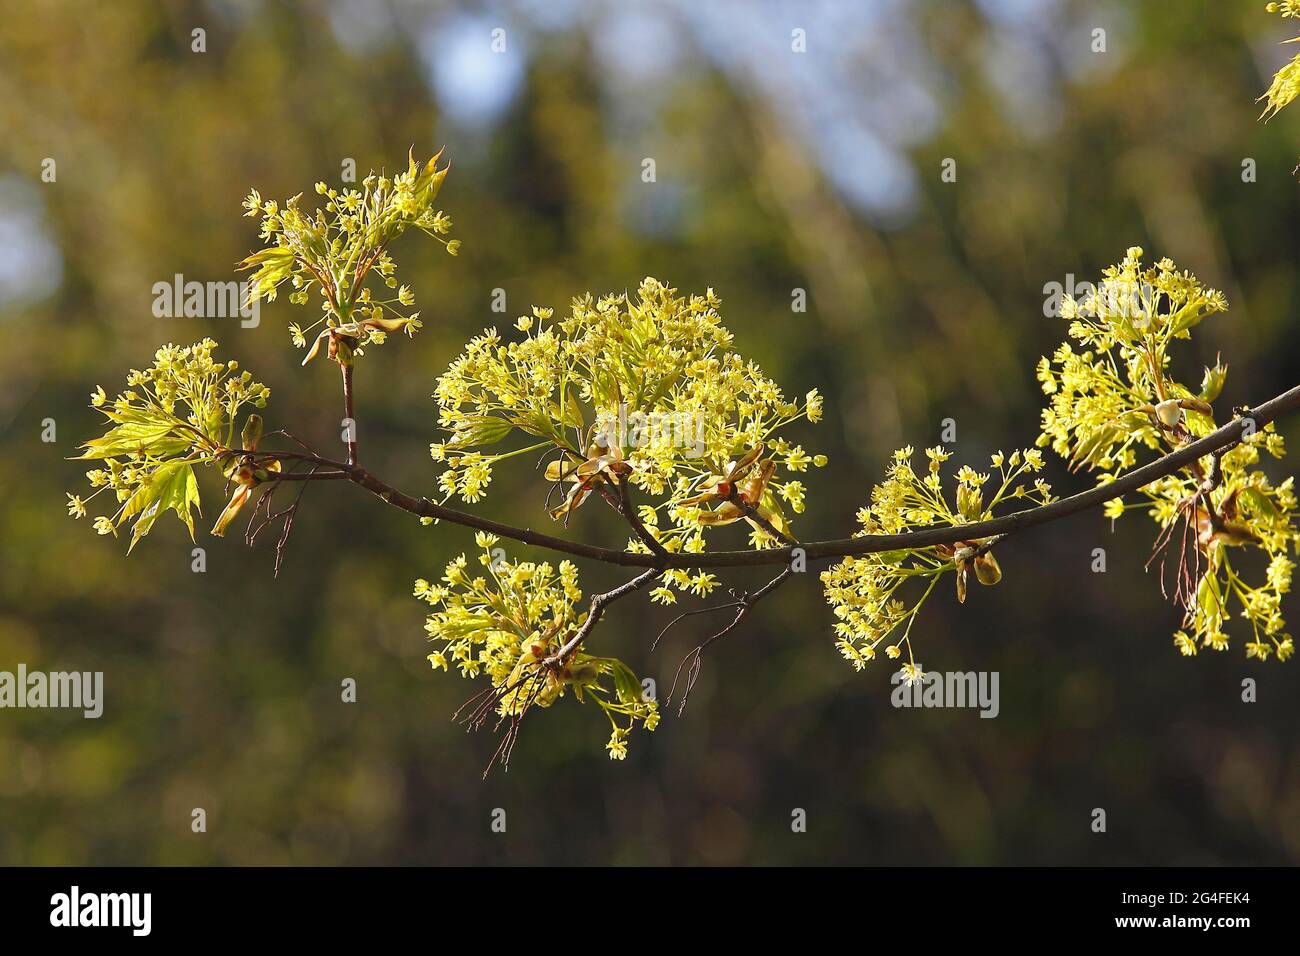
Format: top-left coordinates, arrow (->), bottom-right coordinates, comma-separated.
240,150 -> 456,364
415,533 -> 659,759
1037,247 -> 1227,476
1151,431 -> 1298,661
1262,2 -> 1300,118
821,446 -> 1052,671
431,278 -> 824,599
67,339 -> 269,550
1041,250 -> 1299,660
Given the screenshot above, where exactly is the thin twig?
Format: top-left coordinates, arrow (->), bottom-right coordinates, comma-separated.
545,568 -> 661,665
617,474 -> 668,557
724,487 -> 799,546
341,361 -> 357,466
667,567 -> 793,714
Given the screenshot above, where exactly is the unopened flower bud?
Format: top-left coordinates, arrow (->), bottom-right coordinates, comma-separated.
1154,399 -> 1182,428
241,413 -> 264,452
974,551 -> 1002,586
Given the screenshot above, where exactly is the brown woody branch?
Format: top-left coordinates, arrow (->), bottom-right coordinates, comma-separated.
667,566 -> 794,713
341,362 -> 357,466
545,568 -> 661,665
247,380 -> 1300,571
616,474 -> 668,558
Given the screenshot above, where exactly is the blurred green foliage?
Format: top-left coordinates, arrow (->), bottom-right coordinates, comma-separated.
0,0 -> 1298,864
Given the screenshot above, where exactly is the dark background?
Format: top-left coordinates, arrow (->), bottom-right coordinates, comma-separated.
1,0 -> 1298,865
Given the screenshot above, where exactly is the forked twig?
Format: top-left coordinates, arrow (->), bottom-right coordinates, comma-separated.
666,567 -> 793,714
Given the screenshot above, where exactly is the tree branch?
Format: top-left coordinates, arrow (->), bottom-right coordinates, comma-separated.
341,361 -> 358,466
248,381 -> 1300,570
616,475 -> 668,558
668,566 -> 794,712
724,486 -> 799,546
545,568 -> 661,665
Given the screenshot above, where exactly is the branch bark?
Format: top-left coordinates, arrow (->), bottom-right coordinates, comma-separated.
341,361 -> 357,466
545,568 -> 661,665
252,381 -> 1300,571
616,474 -> 668,558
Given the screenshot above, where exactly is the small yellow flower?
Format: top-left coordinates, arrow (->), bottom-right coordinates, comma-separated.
1277,635 -> 1294,662
606,728 -> 629,760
